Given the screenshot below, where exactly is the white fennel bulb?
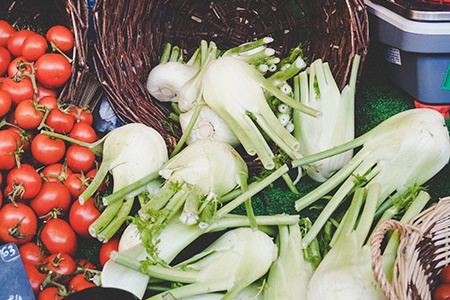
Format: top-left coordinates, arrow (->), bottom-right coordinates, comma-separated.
293,56 -> 360,182
146,61 -> 199,102
179,106 -> 239,146
201,56 -> 318,169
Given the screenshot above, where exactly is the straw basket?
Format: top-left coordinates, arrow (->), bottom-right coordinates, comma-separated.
91,0 -> 369,147
0,0 -> 93,107
371,196 -> 450,300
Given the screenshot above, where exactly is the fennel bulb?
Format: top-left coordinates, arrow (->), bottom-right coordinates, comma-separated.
146,43 -> 202,103
148,227 -> 277,300
146,61 -> 199,102
180,282 -> 264,300
179,105 -> 239,146
82,123 -> 168,242
100,245 -> 150,299
293,56 -> 360,182
294,108 -> 450,247
263,223 -> 315,300
138,138 -> 248,226
41,123 -> 169,243
118,223 -> 142,253
200,55 -> 318,170
306,185 -> 385,300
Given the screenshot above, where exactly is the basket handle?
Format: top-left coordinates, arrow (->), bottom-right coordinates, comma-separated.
370,219 -> 417,300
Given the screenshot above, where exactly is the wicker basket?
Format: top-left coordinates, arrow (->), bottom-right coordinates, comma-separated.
371,196 -> 450,300
91,0 -> 369,147
0,0 -> 94,107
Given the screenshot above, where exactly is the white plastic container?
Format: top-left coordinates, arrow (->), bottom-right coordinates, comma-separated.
365,0 -> 450,104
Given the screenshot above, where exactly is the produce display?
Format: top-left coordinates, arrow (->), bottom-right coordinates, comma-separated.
0,17 -> 450,300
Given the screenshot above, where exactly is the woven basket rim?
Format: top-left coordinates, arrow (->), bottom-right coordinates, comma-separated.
371,196 -> 450,300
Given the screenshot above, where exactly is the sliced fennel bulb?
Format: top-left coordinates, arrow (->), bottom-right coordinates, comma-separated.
293,56 -> 360,182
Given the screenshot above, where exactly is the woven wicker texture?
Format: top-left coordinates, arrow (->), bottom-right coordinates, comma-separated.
371,196 -> 450,300
91,0 -> 369,147
0,0 -> 92,107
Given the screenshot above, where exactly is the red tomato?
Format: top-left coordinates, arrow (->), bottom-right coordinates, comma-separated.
41,162 -> 73,183
35,84 -> 58,101
6,163 -> 43,200
6,126 -> 32,152
46,25 -> 75,53
29,181 -> 72,217
0,89 -> 12,117
0,46 -> 11,76
8,56 -> 32,77
45,107 -> 75,134
19,242 -> 47,266
7,29 -> 35,57
69,121 -> 98,143
99,238 -> 120,267
76,258 -> 96,270
31,133 -> 66,165
0,202 -> 37,245
64,173 -> 88,199
37,287 -> 64,300
14,99 -> 45,130
43,252 -> 77,283
35,53 -> 71,88
434,283 -> 450,300
441,265 -> 450,284
38,95 -> 58,110
0,20 -> 16,48
21,33 -> 48,61
69,106 -> 94,125
41,219 -> 77,256
66,144 -> 96,173
0,76 -> 34,105
68,273 -> 97,292
69,197 -> 101,238
0,129 -> 20,170
23,263 -> 46,296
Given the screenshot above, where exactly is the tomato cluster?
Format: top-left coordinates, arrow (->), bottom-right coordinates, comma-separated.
0,20 -> 113,299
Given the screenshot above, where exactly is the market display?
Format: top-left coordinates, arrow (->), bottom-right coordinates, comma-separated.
0,3 -> 449,300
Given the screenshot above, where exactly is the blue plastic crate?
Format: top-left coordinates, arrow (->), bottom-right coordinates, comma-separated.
365,0 -> 450,105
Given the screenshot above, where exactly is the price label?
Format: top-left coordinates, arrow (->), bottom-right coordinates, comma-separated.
0,243 -> 35,300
